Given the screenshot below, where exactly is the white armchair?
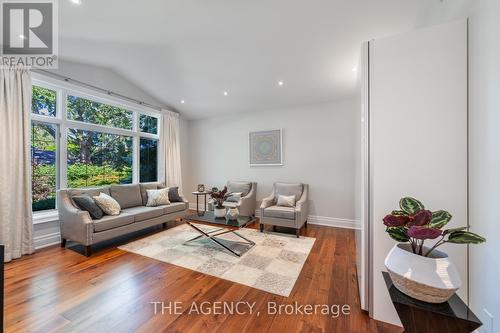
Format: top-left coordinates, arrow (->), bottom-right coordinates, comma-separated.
260,182 -> 309,237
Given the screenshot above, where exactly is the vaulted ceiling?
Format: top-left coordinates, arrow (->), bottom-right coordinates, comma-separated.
58,0 -> 445,119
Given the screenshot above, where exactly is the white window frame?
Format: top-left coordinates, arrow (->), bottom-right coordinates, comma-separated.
31,73 -> 163,222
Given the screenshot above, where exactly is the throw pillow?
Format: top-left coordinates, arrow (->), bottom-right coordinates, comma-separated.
168,186 -> 183,202
146,188 -> 171,207
73,194 -> 104,220
277,194 -> 296,207
226,192 -> 242,203
93,192 -> 121,215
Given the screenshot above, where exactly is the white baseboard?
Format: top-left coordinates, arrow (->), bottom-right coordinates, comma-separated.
189,203 -> 360,230
34,231 -> 61,249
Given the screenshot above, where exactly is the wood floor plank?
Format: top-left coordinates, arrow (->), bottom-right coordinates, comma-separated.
4,218 -> 402,333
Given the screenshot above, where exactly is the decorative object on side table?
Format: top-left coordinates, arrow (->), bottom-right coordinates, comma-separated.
197,184 -> 205,192
383,197 -> 486,303
210,187 -> 230,218
225,202 -> 240,220
249,129 -> 283,166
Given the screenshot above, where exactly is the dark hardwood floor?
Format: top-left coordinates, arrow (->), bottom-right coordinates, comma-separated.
4,218 -> 402,333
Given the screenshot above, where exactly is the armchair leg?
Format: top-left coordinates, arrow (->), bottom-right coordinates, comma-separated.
259,224 -> 264,232
304,220 -> 308,228
61,238 -> 67,248
296,228 -> 300,238
84,245 -> 92,257
273,226 -> 277,232
162,222 -> 167,229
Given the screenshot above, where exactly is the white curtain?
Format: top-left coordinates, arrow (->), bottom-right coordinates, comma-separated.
161,110 -> 183,192
0,67 -> 34,262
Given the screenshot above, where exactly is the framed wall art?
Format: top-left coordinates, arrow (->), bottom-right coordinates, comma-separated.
249,129 -> 283,166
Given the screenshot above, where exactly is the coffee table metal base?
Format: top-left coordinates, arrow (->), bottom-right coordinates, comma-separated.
183,221 -> 255,257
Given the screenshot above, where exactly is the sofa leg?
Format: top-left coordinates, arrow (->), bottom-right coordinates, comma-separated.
84,245 -> 92,257
273,225 -> 277,232
162,222 -> 167,229
260,224 -> 264,232
61,238 -> 67,248
296,228 -> 300,238
305,220 -> 308,228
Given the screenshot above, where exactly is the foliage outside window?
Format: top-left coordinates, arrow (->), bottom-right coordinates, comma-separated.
67,130 -> 133,188
140,138 -> 158,182
31,81 -> 161,213
139,114 -> 158,134
31,122 -> 57,211
67,95 -> 133,130
32,86 -> 56,117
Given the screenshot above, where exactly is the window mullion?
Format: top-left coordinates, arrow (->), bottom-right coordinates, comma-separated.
60,89 -> 68,189
133,112 -> 140,183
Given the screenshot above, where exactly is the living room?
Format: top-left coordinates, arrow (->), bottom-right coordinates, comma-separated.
1,1 -> 499,332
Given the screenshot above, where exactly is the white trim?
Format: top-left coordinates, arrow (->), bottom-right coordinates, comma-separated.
34,231 -> 61,249
307,216 -> 361,230
33,210 -> 59,225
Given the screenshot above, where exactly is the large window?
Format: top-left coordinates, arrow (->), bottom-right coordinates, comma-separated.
30,78 -> 162,214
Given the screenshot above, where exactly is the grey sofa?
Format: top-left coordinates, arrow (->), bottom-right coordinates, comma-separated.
223,181 -> 257,217
57,183 -> 189,256
260,182 -> 309,237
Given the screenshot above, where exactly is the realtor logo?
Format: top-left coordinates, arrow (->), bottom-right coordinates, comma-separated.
1,0 -> 58,68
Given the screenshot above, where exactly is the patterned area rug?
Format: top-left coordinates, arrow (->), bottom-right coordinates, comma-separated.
119,224 -> 315,297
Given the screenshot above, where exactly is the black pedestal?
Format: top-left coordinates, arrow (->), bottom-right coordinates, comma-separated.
383,272 -> 482,333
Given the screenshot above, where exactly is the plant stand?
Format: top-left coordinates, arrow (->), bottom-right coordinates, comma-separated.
383,272 -> 482,333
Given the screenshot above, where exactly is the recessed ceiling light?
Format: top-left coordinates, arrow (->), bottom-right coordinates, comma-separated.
70,0 -> 82,4
278,81 -> 284,86
352,67 -> 358,72
180,100 -> 185,104
19,34 -> 26,40
223,91 -> 228,96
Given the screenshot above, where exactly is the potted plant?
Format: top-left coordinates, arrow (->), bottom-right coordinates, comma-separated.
383,197 -> 485,303
210,187 -> 229,218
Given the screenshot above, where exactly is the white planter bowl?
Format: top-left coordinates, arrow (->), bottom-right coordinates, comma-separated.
214,207 -> 226,218
384,243 -> 462,303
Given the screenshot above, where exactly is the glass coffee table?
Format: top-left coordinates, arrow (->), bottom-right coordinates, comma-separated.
183,212 -> 257,257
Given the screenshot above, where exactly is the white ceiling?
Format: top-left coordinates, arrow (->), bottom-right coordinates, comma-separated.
57,0 -> 445,119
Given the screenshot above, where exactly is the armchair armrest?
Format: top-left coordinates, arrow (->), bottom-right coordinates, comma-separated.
295,184 -> 309,226
57,190 -> 93,245
236,183 -> 256,215
260,192 -> 275,210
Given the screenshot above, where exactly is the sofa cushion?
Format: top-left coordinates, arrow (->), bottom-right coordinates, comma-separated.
140,183 -> 158,205
121,206 -> 165,222
146,188 -> 171,207
168,186 -> 183,202
264,205 -> 296,220
72,194 -> 104,219
70,186 -> 110,198
110,184 -> 143,209
93,193 -> 121,216
164,202 -> 187,214
274,182 -> 303,202
227,181 -> 251,197
93,213 -> 134,232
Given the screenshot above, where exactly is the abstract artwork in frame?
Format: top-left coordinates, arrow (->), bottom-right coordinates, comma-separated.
249,129 -> 283,166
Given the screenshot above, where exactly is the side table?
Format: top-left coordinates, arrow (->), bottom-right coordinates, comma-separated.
383,272 -> 482,333
191,191 -> 211,215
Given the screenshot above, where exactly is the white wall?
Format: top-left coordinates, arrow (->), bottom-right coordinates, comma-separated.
185,99 -> 359,225
468,2 -> 500,332
369,20 -> 468,325
46,59 -> 165,108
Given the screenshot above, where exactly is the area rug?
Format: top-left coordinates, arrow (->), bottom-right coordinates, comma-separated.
118,224 -> 315,297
